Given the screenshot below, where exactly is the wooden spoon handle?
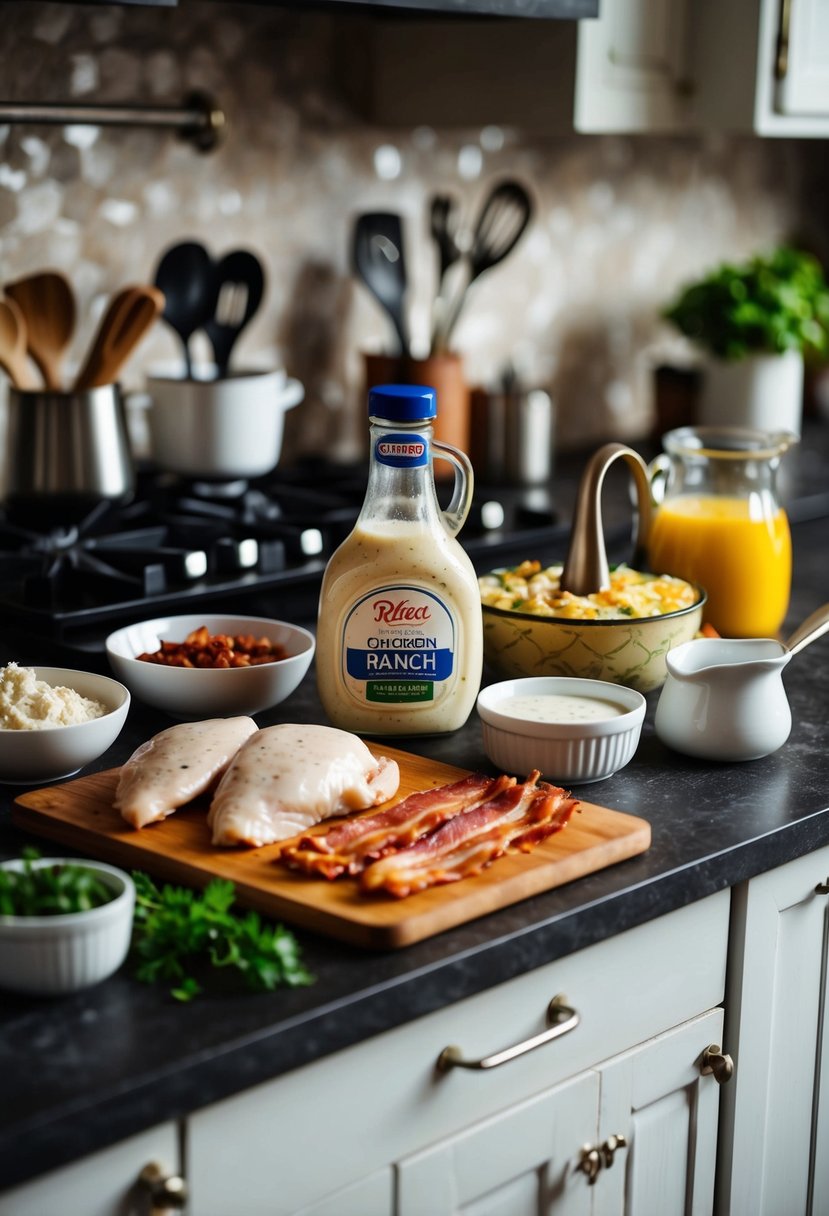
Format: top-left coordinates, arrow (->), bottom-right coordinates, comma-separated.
73,286 -> 164,391
0,298 -> 38,390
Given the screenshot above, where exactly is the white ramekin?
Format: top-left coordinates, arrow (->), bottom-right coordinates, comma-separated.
476,676 -> 646,785
0,858 -> 135,996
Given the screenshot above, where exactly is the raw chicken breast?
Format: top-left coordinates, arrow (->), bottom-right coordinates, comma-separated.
208,723 -> 400,848
116,717 -> 258,829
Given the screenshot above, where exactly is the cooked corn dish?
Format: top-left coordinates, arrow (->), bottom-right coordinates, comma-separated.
479,561 -> 699,620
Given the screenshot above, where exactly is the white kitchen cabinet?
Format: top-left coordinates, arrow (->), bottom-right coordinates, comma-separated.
336,0 -> 829,137
717,841 -> 829,1216
573,0 -> 694,133
185,890 -> 729,1216
0,1122 -> 180,1216
692,0 -> 829,137
397,1008 -> 724,1216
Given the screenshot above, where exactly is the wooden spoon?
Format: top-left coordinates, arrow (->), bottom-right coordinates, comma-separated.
5,271 -> 76,390
0,296 -> 38,389
73,285 -> 165,391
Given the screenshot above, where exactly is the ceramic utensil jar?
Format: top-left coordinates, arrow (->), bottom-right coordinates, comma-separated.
647,426 -> 797,638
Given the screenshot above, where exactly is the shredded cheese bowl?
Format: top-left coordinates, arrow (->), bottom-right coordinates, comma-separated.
0,667 -> 130,785
479,562 -> 706,693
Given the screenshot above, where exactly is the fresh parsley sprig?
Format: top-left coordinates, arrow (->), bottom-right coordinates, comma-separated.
0,848 -> 115,917
130,871 -> 314,1002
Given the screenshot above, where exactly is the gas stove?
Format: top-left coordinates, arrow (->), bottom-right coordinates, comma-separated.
0,462 -> 572,652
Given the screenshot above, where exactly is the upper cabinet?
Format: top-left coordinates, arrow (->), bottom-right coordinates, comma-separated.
321,0 -> 597,14
344,0 -> 829,138
692,0 -> 829,136
574,0 -> 694,133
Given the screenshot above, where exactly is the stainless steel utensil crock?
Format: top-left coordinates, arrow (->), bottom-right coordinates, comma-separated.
3,384 -> 135,512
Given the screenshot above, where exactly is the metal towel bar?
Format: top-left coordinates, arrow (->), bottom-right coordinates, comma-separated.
0,89 -> 225,152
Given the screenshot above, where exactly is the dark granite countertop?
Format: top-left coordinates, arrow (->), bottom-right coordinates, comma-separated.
1,425 -> 828,1191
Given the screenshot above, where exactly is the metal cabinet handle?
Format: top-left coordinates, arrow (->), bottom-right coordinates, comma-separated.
437,993 -> 579,1072
815,879 -> 829,895
578,1134 -> 628,1185
700,1044 -> 734,1085
137,1162 -> 188,1214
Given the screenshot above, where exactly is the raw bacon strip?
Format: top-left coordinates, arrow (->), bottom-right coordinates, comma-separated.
360,777 -> 578,899
282,772 -> 516,879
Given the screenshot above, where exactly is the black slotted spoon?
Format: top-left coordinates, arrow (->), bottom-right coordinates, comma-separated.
204,249 -> 266,377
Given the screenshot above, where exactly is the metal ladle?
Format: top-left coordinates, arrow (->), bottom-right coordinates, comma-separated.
560,442 -> 653,595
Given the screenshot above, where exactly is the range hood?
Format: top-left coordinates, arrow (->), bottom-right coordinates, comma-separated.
314,0 -> 597,17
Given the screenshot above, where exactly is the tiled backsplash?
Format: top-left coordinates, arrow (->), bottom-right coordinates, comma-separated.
1,2 -> 826,460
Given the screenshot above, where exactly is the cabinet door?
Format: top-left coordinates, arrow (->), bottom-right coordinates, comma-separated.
775,0 -> 829,116
718,844 -> 829,1216
292,1168 -> 393,1216
396,1070 -> 599,1216
597,1009 -> 724,1216
0,1123 -> 179,1216
574,0 -> 694,132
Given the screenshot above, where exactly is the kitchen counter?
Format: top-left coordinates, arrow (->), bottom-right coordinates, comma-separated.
1,428 -> 828,1192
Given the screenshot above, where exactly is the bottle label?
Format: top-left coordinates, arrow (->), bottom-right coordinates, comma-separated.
374,432 -> 429,469
341,584 -> 456,705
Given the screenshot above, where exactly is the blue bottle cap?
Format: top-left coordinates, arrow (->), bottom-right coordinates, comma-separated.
368,383 -> 437,421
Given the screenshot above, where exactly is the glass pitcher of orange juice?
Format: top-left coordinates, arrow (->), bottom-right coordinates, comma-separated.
647,427 -> 797,638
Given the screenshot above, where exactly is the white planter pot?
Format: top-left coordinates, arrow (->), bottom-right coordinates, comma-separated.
697,350 -> 804,436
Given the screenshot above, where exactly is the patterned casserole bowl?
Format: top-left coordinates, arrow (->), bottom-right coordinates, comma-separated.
481,593 -> 705,693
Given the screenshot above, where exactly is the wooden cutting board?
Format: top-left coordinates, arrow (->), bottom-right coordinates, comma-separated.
12,746 -> 650,949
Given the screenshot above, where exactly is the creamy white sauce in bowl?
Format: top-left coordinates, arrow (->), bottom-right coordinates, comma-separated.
494,692 -> 628,725
476,677 -> 646,784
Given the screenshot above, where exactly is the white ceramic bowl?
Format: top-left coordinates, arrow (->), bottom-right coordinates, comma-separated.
0,857 -> 135,995
477,676 -> 646,785
105,613 -> 315,718
0,668 -> 130,785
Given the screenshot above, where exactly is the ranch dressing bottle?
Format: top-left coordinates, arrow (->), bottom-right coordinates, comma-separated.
316,383 -> 483,736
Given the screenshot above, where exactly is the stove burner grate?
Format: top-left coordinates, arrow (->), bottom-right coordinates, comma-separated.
0,463 -> 564,646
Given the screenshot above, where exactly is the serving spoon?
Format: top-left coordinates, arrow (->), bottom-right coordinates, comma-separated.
5,271 -> 76,390
783,601 -> 829,656
352,212 -> 410,359
73,285 -> 165,391
0,297 -> 38,389
204,248 -> 265,377
153,241 -> 216,380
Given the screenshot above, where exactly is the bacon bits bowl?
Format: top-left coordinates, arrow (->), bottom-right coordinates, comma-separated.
477,677 -> 646,785
0,668 -> 130,785
105,614 -> 315,718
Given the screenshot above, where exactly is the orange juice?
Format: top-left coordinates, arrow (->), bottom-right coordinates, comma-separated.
648,495 -> 791,638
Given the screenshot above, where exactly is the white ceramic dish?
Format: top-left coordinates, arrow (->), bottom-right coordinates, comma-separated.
105,613 -> 315,718
0,857 -> 135,996
476,676 -> 646,784
0,668 -> 130,785
146,367 -> 304,479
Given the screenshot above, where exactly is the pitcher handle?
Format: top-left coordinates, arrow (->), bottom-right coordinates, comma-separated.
432,439 -> 474,537
647,452 -> 672,505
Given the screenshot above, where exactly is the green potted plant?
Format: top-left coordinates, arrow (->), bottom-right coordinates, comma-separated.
662,246 -> 829,434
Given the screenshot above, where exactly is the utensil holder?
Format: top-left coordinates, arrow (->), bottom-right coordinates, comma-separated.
3,385 -> 135,523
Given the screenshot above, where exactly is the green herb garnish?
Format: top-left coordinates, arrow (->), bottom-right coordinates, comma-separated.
130,871 -> 314,1002
0,847 -> 115,917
